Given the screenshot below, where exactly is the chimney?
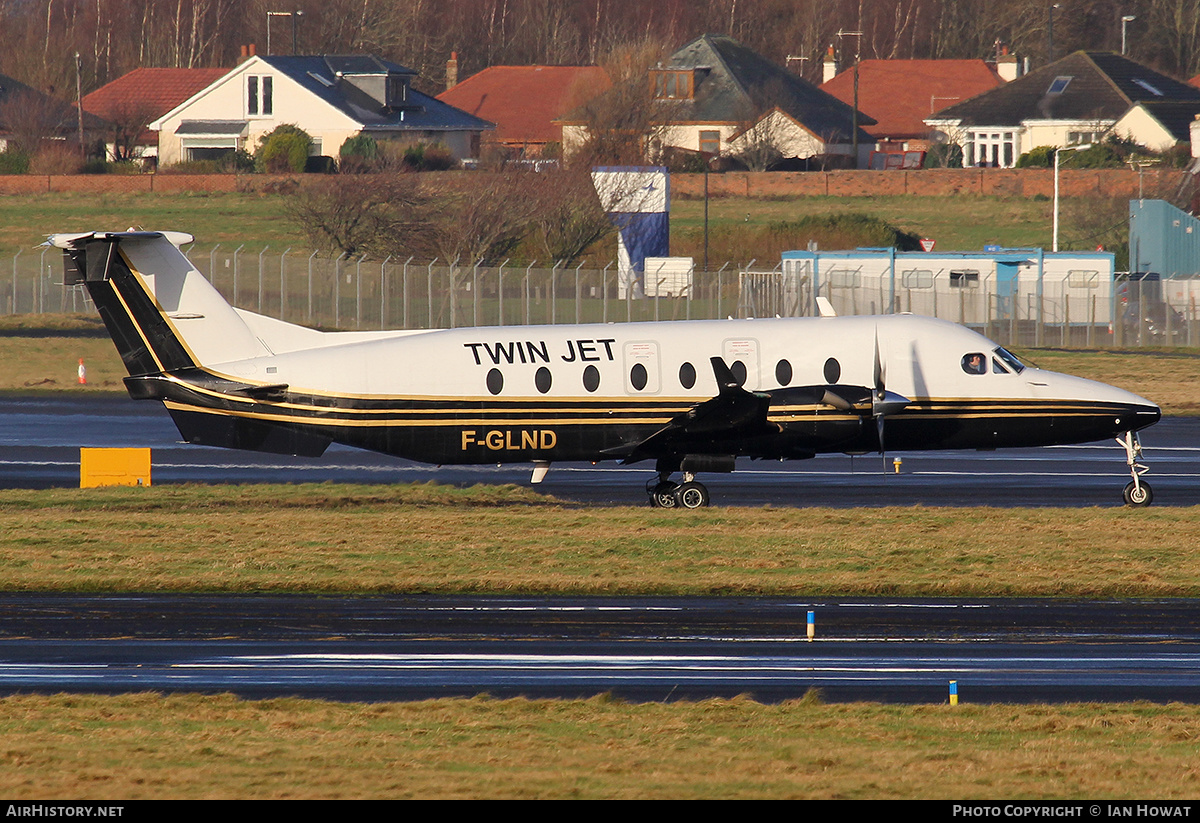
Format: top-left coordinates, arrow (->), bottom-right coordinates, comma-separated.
996,48 -> 1022,82
446,51 -> 459,90
822,45 -> 838,84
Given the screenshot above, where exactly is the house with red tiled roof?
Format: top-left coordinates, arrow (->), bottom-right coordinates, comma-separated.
821,58 -> 1006,166
81,67 -> 230,161
927,52 -> 1200,167
436,65 -> 611,158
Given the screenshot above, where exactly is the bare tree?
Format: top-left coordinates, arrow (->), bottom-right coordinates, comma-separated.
285,174 -> 427,257
0,89 -> 74,155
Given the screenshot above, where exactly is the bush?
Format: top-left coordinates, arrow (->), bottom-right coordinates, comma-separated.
0,152 -> 30,174
1016,146 -> 1055,168
28,144 -> 83,174
160,149 -> 254,175
254,124 -> 313,173
400,142 -> 456,171
339,134 -> 379,172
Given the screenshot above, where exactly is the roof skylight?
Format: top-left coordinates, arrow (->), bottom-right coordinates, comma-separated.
1047,76 -> 1072,94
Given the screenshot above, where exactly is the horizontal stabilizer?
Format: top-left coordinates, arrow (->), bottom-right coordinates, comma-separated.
167,408 -> 330,457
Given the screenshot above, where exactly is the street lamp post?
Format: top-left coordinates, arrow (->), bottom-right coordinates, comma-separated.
267,10 -> 303,55
1053,143 -> 1092,252
837,29 -> 863,168
1047,3 -> 1061,63
1121,15 -> 1136,56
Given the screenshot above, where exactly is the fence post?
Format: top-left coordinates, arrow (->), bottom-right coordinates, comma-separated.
257,245 -> 269,312
602,262 -> 612,323
550,260 -> 563,325
402,256 -> 412,329
380,256 -> 391,329
279,247 -> 291,320
473,259 -> 482,328
38,246 -> 48,314
497,259 -> 509,326
354,255 -> 362,328
427,258 -> 438,329
307,250 -> 318,323
208,244 -> 220,283
335,252 -> 343,328
574,259 -> 586,325
524,261 -> 536,326
232,244 -> 244,307
10,249 -> 19,314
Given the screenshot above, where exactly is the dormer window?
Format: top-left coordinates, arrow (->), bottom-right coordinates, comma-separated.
651,69 -> 694,100
387,75 -> 408,107
247,75 -> 273,116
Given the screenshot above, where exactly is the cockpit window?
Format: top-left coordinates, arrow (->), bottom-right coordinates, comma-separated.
992,358 -> 1010,374
993,347 -> 1025,374
961,352 -> 986,375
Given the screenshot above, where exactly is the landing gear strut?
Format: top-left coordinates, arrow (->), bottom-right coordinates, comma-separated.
646,471 -> 710,509
1117,430 -> 1153,507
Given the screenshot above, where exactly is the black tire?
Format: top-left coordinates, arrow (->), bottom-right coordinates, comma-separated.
1123,480 -> 1153,507
650,482 -> 679,508
674,481 -> 709,509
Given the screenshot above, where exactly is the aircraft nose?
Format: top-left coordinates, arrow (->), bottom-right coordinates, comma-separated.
1122,401 -> 1160,432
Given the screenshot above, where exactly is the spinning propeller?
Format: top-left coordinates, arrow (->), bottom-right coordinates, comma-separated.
870,328 -> 911,456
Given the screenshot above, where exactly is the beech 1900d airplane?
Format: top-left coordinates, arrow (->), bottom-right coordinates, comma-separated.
51,230 -> 1162,507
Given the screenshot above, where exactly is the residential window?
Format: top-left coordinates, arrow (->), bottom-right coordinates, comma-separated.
699,130 -> 720,156
651,70 -> 693,100
247,75 -> 273,116
1067,131 -> 1097,145
968,130 -> 1017,168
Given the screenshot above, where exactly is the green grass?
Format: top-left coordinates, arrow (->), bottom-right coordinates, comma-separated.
3,189 -> 1062,259
1,484 -> 1197,596
671,194 -> 1055,254
0,693 -> 1197,799
0,192 -> 305,254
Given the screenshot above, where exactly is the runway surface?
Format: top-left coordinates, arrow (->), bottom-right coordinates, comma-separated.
3,397 -> 1198,704
3,595 -> 1200,703
1,394 -> 1196,507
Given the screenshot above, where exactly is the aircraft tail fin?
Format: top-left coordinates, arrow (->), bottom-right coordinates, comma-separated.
53,231 -> 269,377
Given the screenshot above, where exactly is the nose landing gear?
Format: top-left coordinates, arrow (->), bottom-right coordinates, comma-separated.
1117,431 -> 1152,507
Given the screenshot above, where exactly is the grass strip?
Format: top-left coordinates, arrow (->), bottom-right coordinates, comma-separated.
1,483 -> 1197,597
1,692 -> 1198,799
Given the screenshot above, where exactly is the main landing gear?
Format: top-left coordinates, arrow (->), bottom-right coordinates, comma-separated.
1117,430 -> 1153,507
647,472 -> 711,509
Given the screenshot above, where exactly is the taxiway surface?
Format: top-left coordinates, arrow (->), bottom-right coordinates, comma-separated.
1,394 -> 1196,507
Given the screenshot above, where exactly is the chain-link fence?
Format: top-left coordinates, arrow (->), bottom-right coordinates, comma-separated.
8,245 -> 1198,347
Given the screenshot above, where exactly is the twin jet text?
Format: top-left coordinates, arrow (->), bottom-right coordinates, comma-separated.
463,338 -> 617,366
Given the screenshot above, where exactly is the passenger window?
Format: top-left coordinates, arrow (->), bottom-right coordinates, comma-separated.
679,362 -> 696,389
961,353 -> 986,375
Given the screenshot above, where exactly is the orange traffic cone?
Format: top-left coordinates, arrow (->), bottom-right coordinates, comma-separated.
78,358 -> 87,385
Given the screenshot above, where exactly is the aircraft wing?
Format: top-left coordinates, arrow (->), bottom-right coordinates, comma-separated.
605,358 -> 868,463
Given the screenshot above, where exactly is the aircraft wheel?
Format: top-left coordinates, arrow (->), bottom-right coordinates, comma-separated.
650,483 -> 679,508
674,481 -> 710,509
1123,480 -> 1153,507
